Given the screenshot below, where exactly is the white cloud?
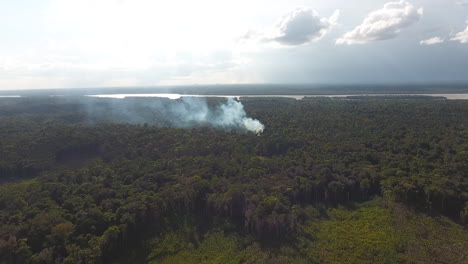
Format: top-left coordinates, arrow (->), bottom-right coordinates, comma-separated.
420,37 -> 444,45
270,8 -> 340,45
243,8 -> 339,46
451,26 -> 468,43
0,44 -> 248,89
337,0 -> 423,45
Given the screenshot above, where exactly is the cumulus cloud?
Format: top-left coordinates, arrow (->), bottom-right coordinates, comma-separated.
420,37 -> 444,45
243,8 -> 339,46
451,26 -> 468,43
270,8 -> 340,45
336,1 -> 423,45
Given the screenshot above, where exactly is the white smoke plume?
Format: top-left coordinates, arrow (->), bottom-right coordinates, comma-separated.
85,96 -> 265,134
216,98 -> 265,134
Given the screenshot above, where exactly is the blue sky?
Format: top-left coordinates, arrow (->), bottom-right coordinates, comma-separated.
0,0 -> 467,90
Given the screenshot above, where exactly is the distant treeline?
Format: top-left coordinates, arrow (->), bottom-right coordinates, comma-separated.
344,95 -> 447,100
1,83 -> 468,96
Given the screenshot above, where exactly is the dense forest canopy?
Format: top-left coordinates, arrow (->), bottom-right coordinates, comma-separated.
0,96 -> 467,263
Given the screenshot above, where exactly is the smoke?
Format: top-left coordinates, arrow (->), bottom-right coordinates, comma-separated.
215,97 -> 265,134
85,96 -> 265,134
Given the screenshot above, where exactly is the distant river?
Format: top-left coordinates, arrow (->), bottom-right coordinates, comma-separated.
85,93 -> 468,100
2,94 -> 468,100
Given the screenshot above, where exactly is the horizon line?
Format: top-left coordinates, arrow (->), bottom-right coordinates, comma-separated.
2,81 -> 468,93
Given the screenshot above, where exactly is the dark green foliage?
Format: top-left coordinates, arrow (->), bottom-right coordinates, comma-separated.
0,97 -> 467,263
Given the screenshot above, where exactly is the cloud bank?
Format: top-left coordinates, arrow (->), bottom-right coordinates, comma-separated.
451,26 -> 468,43
420,37 -> 444,45
337,1 -> 423,45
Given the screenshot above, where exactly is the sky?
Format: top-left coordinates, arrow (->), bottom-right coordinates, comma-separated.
0,0 -> 468,90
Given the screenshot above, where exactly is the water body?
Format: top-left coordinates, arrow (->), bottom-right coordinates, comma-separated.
86,94 -> 311,100
2,94 -> 468,100
86,93 -> 468,100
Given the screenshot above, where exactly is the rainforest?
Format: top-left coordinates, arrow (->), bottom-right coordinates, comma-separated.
1,96 -> 467,264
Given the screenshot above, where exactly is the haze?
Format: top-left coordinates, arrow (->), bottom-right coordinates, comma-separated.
1,0 -> 468,90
